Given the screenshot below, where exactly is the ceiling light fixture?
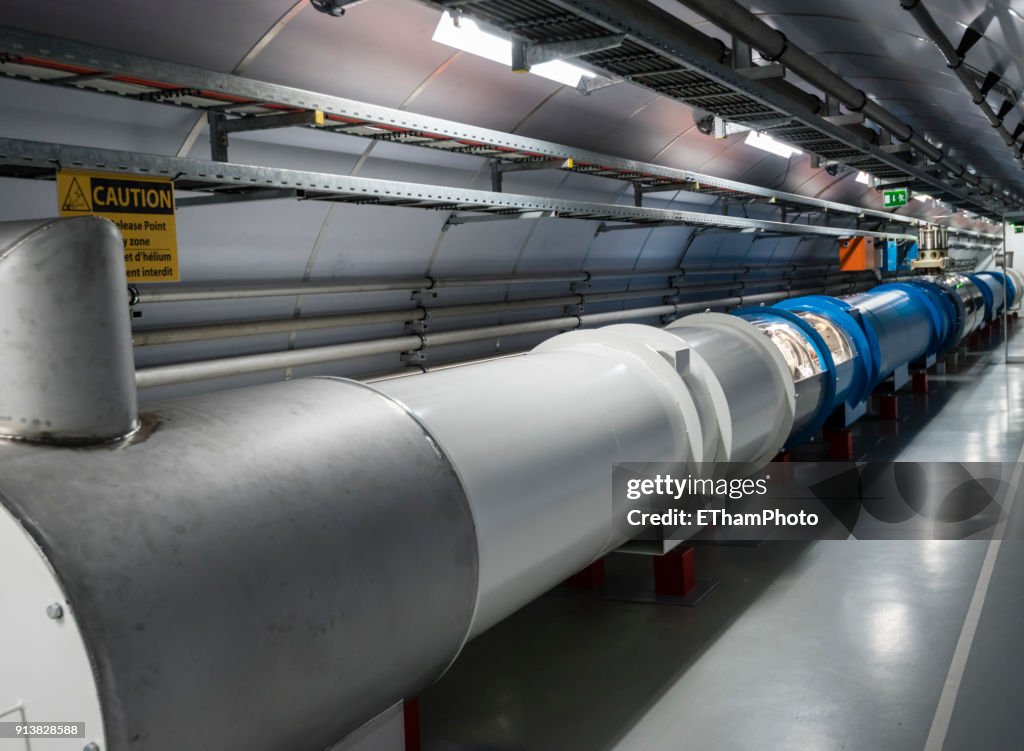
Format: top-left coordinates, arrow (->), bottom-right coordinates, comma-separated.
744,130 -> 802,159
432,11 -> 595,88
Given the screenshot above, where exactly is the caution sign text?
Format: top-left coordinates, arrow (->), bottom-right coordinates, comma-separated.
57,169 -> 180,283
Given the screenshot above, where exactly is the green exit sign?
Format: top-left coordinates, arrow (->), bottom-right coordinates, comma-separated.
883,188 -> 909,207
1016,225 -> 1023,234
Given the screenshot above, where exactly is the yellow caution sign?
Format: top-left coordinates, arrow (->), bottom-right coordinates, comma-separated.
57,169 -> 180,283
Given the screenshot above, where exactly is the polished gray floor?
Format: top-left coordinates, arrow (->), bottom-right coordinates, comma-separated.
421,322 -> 1024,751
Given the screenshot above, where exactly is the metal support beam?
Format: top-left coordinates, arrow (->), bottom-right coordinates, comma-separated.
445,211 -> 556,226
490,158 -> 574,191
642,181 -> 695,193
735,63 -> 786,80
209,110 -> 324,161
176,188 -> 300,207
823,113 -> 866,126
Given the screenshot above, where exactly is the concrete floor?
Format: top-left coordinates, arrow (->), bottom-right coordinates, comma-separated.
420,320 -> 1024,751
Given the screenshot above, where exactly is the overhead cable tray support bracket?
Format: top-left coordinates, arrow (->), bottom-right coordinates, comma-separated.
881,143 -> 914,154
823,113 -> 866,126
208,110 -> 325,162
490,158 -> 574,192
735,63 -> 786,80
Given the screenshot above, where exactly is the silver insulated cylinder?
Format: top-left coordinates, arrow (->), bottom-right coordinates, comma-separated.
0,379 -> 479,750
0,217 -> 138,443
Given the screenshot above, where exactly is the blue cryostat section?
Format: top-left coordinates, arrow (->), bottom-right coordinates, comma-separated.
734,272 -> 1013,446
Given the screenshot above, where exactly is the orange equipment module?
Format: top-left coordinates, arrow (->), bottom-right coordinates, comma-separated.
838,236 -> 880,271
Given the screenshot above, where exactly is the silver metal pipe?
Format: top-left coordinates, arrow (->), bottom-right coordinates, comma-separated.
134,308 -> 425,346
135,336 -> 423,389
133,272 -> 869,347
132,277 -> 432,303
365,352 -> 528,382
130,264 -> 856,304
135,281 -> 871,388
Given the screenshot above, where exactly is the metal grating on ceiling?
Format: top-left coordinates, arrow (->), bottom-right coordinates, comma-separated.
423,0 -> 1015,218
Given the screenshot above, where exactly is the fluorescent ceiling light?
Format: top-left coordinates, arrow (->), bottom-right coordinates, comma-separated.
744,130 -> 802,158
432,11 -> 595,88
856,171 -> 872,185
914,193 -> 932,202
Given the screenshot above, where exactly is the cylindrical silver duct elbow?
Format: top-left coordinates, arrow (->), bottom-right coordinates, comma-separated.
0,378 -> 478,751
0,217 -> 138,443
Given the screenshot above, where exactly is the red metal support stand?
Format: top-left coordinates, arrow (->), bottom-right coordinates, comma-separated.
563,558 -> 606,589
912,371 -> 929,394
652,545 -> 696,597
825,427 -> 854,460
404,699 -> 421,751
879,394 -> 899,420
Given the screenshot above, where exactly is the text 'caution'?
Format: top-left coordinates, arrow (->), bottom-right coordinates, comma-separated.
57,169 -> 180,283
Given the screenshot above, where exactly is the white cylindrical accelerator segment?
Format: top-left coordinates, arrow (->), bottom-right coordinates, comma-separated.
1007,268 -> 1024,311
373,314 -> 795,636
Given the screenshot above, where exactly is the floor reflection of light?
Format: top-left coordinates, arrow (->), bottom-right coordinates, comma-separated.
868,600 -> 912,659
959,434 -> 993,462
918,539 -> 947,575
